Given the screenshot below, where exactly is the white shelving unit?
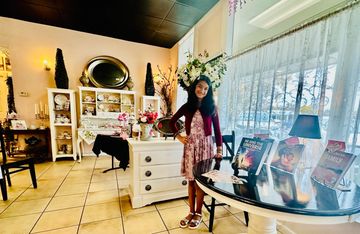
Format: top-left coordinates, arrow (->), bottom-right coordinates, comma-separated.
141,95 -> 160,115
77,87 -> 136,159
79,86 -> 136,119
47,88 -> 77,161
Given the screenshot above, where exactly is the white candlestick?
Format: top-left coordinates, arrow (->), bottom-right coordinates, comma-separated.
40,102 -> 43,112
35,104 -> 39,115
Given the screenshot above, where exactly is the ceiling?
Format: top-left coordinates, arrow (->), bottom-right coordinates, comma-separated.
0,0 -> 219,48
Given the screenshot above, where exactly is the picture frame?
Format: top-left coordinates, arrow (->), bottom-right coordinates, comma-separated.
11,120 -> 27,130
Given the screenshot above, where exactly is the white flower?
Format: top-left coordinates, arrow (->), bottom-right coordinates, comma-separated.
140,117 -> 147,123
176,50 -> 227,91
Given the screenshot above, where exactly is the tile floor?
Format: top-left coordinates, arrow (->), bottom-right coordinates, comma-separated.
0,156 -> 359,234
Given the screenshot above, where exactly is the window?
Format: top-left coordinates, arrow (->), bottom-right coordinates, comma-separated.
219,4 -> 360,185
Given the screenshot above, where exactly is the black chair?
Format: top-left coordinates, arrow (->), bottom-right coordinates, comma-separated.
0,123 -> 37,200
222,130 -> 235,162
205,131 -> 249,231
0,166 -> 7,200
211,130 -> 236,162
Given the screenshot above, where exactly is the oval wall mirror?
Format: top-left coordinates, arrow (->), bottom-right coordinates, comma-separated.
85,56 -> 130,88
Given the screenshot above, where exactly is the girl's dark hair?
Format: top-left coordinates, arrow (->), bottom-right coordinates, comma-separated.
187,75 -> 215,116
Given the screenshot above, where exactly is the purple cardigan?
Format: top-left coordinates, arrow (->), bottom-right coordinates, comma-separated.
170,104 -> 222,147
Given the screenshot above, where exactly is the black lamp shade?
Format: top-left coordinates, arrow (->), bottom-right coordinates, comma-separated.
289,114 -> 321,139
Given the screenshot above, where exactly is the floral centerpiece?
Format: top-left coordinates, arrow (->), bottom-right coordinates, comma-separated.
117,112 -> 128,123
138,106 -> 158,141
177,50 -> 227,91
138,106 -> 158,124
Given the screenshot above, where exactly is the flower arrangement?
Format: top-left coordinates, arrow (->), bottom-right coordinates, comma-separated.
154,65 -> 177,116
117,112 -> 128,122
138,106 -> 158,124
177,50 -> 227,91
117,112 -> 129,127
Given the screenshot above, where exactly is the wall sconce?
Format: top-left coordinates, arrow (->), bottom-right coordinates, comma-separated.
43,60 -> 51,71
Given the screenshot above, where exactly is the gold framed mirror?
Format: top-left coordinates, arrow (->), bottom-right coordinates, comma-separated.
85,56 -> 129,88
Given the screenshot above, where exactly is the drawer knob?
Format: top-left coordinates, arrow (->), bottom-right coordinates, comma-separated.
145,185 -> 152,191
145,156 -> 152,162
145,170 -> 152,177
182,180 -> 187,186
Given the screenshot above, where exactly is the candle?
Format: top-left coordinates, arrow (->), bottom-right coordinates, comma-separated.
35,104 -> 39,115
44,104 -> 48,115
40,102 -> 43,112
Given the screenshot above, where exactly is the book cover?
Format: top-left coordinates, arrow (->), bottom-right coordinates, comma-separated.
253,134 -> 274,164
237,137 -> 269,175
326,140 -> 346,152
311,149 -> 356,189
270,139 -> 305,174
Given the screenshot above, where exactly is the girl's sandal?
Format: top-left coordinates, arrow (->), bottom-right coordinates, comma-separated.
179,212 -> 194,228
188,213 -> 203,230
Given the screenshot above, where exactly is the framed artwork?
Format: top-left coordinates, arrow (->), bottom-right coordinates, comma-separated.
11,120 -> 27,130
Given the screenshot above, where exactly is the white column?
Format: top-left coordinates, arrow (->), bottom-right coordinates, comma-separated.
248,213 -> 277,234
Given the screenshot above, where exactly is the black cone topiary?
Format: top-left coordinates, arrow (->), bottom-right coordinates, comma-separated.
145,62 -> 155,96
6,77 -> 17,114
54,48 -> 69,89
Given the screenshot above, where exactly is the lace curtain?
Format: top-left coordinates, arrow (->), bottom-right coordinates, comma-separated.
219,3 -> 360,184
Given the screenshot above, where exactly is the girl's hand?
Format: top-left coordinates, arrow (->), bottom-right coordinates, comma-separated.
214,152 -> 223,159
177,135 -> 188,145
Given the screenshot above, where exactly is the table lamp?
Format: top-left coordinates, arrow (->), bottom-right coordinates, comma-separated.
289,114 -> 321,169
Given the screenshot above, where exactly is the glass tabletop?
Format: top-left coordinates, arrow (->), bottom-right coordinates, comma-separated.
193,158 -> 360,217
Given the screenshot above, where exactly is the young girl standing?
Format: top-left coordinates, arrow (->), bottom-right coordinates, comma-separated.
170,75 -> 222,229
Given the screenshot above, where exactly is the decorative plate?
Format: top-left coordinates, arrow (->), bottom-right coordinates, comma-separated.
154,116 -> 184,137
97,94 -> 104,101
54,94 -> 68,105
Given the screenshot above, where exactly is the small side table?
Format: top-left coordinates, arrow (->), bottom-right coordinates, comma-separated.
5,128 -> 51,162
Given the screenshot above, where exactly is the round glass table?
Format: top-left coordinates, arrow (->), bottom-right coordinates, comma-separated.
193,158 -> 360,234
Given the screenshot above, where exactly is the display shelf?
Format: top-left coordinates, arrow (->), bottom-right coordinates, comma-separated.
48,88 -> 77,162
141,95 -> 161,116
77,87 -> 136,161
79,87 -> 135,118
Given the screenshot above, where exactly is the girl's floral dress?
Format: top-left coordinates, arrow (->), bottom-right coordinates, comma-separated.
181,110 -> 214,180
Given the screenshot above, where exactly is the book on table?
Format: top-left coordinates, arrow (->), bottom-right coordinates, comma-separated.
326,140 -> 346,152
236,137 -> 270,175
270,138 -> 305,174
253,133 -> 275,165
311,148 -> 356,189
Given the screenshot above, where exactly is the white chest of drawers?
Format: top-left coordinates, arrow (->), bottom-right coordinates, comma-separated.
127,138 -> 188,208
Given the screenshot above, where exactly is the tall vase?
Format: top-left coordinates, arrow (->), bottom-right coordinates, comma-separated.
145,63 -> 155,96
140,123 -> 153,141
54,48 -> 69,89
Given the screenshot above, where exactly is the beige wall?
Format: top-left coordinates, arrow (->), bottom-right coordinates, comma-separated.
0,17 -> 171,126
194,0 -> 228,58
